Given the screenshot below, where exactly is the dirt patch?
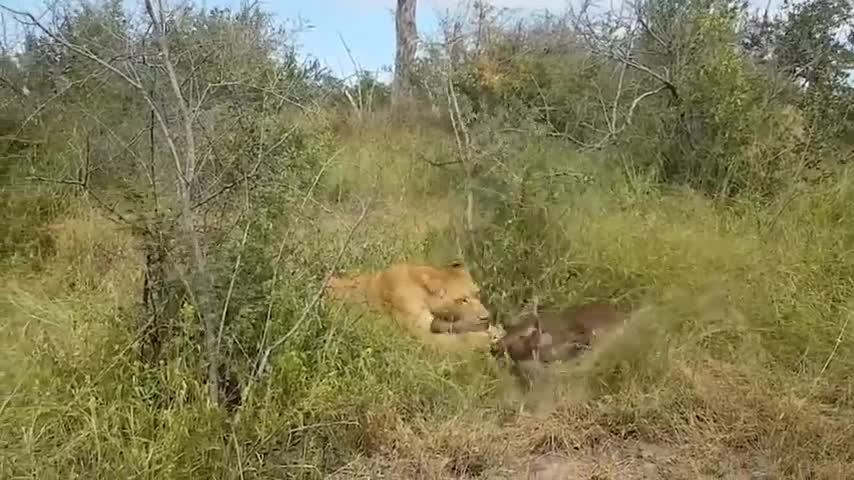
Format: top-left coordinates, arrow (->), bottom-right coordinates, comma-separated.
498,441 -> 779,479
325,388 -> 783,480
324,359 -> 793,479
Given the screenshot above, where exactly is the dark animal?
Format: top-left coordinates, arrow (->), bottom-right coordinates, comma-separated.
429,315 -> 491,334
490,302 -> 625,363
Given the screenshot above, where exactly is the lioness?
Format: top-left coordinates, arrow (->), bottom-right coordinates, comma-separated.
324,260 -> 499,351
491,301 -> 625,363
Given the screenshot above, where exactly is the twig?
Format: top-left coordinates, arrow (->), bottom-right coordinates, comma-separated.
202,80 -> 314,114
0,74 -> 29,99
190,123 -> 299,212
13,68 -> 102,136
248,198 -> 373,388
614,54 -> 678,100
299,147 -> 343,210
26,176 -> 138,227
608,21 -> 635,135
191,167 -> 260,211
0,377 -> 23,419
532,73 -> 596,149
443,57 -> 476,235
253,230 -> 296,374
216,219 -> 252,351
216,134 -> 259,353
337,31 -> 366,115
635,8 -> 669,52
78,111 -> 153,188
231,425 -> 246,480
424,158 -> 464,168
26,176 -> 83,186
813,307 -> 850,386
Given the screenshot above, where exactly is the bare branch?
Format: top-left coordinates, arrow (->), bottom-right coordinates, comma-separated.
531,72 -> 597,149
197,80 -> 314,115
191,170 -> 260,211
0,4 -> 188,184
0,5 -> 141,88
249,197 -> 373,391
13,69 -> 101,137
624,84 -> 667,126
337,31 -> 366,115
635,6 -> 669,52
299,147 -> 343,210
26,175 -> 83,186
616,54 -> 679,100
217,219 -> 252,351
190,121 -> 299,214
609,27 -> 633,134
0,74 -> 29,99
571,2 -> 679,101
27,176 -> 139,227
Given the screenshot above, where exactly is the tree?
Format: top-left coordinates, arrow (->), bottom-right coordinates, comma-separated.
775,0 -> 854,141
1,0 -> 313,408
392,0 -> 418,109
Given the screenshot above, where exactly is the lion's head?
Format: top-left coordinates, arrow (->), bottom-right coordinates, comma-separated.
426,260 -> 492,324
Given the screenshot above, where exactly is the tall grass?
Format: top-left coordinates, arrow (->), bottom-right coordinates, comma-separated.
2,115 -> 853,478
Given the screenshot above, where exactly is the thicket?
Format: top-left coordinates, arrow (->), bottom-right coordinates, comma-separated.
1,0 -> 853,477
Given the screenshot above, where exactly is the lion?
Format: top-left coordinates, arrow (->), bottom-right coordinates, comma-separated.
324,260 -> 502,352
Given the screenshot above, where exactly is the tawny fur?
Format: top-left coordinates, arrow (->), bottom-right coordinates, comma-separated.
491,302 -> 625,363
324,261 -> 499,352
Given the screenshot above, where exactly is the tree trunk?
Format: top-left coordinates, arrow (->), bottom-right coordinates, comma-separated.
392,0 -> 418,109
145,0 -> 221,407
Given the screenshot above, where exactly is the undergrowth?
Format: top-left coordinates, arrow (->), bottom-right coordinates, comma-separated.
2,115 -> 853,479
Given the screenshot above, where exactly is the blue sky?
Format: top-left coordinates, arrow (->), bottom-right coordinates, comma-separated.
208,0 -> 582,81
4,0 -> 789,81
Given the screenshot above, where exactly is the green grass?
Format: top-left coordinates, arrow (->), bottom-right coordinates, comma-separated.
2,115 -> 853,478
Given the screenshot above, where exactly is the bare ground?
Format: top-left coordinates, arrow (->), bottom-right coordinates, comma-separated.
327,368 -> 785,480
329,429 -> 780,479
